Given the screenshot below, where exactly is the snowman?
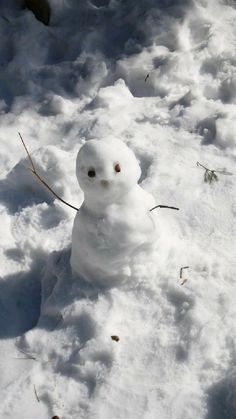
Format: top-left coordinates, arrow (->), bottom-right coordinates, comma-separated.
70,138 -> 157,286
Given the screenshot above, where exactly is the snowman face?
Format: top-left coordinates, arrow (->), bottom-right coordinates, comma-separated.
76,139 -> 141,202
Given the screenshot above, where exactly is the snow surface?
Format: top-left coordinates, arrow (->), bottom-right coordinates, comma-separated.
0,0 -> 236,418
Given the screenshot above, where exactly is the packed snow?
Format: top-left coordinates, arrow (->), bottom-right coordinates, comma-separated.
71,138 -> 156,286
0,0 -> 236,418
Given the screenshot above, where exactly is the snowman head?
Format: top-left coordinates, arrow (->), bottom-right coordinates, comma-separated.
76,138 -> 141,204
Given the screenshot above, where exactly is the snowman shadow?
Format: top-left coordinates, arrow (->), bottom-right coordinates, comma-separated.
16,247 -> 118,397
38,245 -> 138,333
37,247 -> 99,330
0,258 -> 43,339
206,370 -> 236,419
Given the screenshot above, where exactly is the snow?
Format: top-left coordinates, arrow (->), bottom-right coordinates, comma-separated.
71,138 -> 156,286
0,0 -> 236,418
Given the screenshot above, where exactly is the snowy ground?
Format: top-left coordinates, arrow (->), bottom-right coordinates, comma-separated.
1,0 -> 236,418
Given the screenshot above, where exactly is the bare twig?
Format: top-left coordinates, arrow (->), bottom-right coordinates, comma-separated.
196,161 -> 208,171
19,132 -> 36,172
17,349 -> 38,361
34,384 -> 40,403
18,133 -> 79,211
179,266 -> 189,286
197,161 -> 233,184
150,205 -> 179,212
1,15 -> 11,23
180,266 -> 189,279
181,278 -> 188,286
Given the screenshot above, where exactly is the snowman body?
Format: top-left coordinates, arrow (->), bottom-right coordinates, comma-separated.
70,138 -> 156,286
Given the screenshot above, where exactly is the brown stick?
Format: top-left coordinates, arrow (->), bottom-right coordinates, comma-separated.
17,349 -> 38,361
197,161 -> 233,175
18,133 -> 79,211
180,266 -> 189,279
150,205 -> 179,212
181,278 -> 188,286
34,384 -> 40,403
19,132 -> 37,172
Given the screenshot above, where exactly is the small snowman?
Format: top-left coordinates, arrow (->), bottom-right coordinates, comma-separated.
70,138 -> 156,286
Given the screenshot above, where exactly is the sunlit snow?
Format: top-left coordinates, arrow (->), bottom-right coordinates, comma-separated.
0,0 -> 236,418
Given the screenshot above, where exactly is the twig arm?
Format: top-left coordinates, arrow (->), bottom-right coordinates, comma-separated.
19,133 -> 79,212
28,168 -> 79,211
19,132 -> 36,172
150,205 -> 179,212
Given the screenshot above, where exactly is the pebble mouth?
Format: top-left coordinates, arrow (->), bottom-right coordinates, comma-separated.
101,180 -> 110,188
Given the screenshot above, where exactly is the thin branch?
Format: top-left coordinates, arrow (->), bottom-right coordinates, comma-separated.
34,384 -> 40,403
197,161 -> 233,184
196,161 -> 208,171
150,205 -> 179,212
181,278 -> 188,286
19,132 -> 36,172
1,15 -> 11,23
180,266 -> 189,279
214,168 -> 233,175
18,349 -> 38,361
197,161 -> 232,175
28,167 -> 80,211
18,133 -> 79,211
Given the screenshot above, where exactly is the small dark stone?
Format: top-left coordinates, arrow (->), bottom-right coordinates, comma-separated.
88,169 -> 96,178
111,335 -> 119,342
114,163 -> 121,173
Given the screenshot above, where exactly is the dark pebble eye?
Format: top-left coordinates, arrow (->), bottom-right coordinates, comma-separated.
88,169 -> 96,177
115,163 -> 121,173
